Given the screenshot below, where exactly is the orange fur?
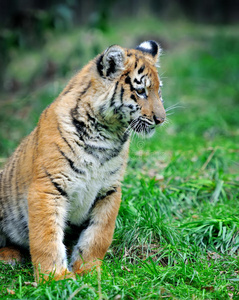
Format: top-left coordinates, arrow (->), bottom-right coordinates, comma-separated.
0,246 -> 25,265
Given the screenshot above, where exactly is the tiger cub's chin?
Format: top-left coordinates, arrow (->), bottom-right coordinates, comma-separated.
144,127 -> 156,138
0,40 -> 166,281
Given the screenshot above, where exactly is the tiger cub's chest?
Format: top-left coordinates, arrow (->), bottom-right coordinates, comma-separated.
66,152 -> 124,226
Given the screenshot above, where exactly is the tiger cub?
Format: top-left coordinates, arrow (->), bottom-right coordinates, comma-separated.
0,40 -> 166,281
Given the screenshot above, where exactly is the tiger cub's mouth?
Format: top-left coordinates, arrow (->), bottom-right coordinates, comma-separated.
129,117 -> 155,137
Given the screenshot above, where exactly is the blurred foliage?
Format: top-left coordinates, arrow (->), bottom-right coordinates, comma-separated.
0,0 -> 239,92
0,1 -> 117,93
0,15 -> 238,158
0,3 -> 74,90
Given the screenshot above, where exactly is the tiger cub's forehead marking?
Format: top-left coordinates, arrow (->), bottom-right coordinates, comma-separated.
133,64 -> 157,89
125,51 -> 160,93
133,72 -> 149,86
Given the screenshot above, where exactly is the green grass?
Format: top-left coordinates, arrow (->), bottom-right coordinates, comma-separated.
0,16 -> 239,299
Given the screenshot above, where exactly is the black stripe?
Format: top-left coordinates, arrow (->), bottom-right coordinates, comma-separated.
110,167 -> 121,176
9,155 -> 21,225
110,81 -> 119,107
72,118 -> 87,135
55,144 -> 85,175
86,111 -> 96,124
126,50 -> 132,57
14,151 -> 21,204
79,81 -> 91,98
5,162 -> 12,202
130,94 -> 137,102
120,131 -> 130,144
63,81 -> 75,95
94,187 -> 117,203
125,76 -> 135,92
134,78 -> 141,84
44,169 -> 68,198
138,65 -> 145,74
86,110 -> 110,133
85,137 -> 128,164
106,59 -> 116,77
80,218 -> 93,231
74,138 -> 83,148
57,125 -> 75,154
71,108 -> 90,141
99,104 -> 107,116
1,165 -> 11,219
118,71 -> 131,84
84,146 -> 100,160
113,104 -> 123,115
59,171 -> 73,183
96,54 -> 104,77
63,90 -> 70,95
122,71 -> 130,77
44,191 -> 64,196
120,86 -> 124,103
9,156 -> 16,198
102,134 -> 129,163
85,143 -> 107,152
140,74 -> 146,81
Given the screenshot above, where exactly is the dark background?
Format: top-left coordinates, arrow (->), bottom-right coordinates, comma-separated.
1,0 -> 239,27
0,0 -> 239,94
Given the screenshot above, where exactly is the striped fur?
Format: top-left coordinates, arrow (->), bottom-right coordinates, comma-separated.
0,41 -> 166,281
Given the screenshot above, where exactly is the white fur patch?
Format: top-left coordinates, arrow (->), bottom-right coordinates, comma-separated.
139,41 -> 153,51
66,149 -> 124,226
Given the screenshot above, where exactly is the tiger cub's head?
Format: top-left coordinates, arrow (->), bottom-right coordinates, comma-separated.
94,40 -> 166,136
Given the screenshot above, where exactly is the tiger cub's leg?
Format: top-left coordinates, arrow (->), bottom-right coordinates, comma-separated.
70,187 -> 121,274
28,180 -> 74,282
0,246 -> 25,265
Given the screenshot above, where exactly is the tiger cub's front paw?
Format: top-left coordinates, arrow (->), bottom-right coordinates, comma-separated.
73,259 -> 101,275
37,269 -> 76,282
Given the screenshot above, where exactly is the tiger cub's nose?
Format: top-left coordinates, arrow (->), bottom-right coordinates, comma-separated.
153,115 -> 165,125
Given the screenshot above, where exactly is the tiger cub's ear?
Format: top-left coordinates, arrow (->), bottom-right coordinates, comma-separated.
100,45 -> 125,79
136,40 -> 161,64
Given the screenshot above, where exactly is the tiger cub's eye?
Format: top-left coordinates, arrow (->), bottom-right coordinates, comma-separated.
136,88 -> 146,95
